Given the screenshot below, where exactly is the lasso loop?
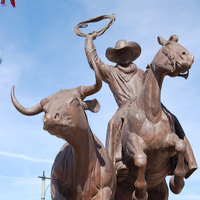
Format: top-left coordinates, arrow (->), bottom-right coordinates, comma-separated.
74,14 -> 116,37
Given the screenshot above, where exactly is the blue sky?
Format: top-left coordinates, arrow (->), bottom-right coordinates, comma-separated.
0,0 -> 199,199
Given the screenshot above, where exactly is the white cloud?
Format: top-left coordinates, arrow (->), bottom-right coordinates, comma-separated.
0,151 -> 53,163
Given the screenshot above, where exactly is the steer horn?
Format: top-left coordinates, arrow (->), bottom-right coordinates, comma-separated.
11,85 -> 43,116
81,56 -> 102,98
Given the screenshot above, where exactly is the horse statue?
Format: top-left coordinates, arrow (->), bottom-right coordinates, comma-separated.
115,35 -> 195,200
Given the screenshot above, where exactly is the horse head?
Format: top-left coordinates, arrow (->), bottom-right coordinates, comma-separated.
152,35 -> 194,79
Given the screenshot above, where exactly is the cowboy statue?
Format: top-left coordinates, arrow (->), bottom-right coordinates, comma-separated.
85,32 -> 144,175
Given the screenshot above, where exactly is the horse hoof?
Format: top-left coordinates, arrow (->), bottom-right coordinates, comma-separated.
132,191 -> 148,200
169,176 -> 185,194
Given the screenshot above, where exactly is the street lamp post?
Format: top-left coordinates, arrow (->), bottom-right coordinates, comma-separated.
38,171 -> 50,200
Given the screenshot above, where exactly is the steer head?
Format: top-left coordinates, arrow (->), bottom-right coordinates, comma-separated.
11,58 -> 102,142
41,88 -> 100,135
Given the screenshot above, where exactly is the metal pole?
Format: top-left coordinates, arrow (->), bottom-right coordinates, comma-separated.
38,171 -> 50,200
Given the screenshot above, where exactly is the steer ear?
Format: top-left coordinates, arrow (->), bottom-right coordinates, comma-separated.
84,99 -> 100,113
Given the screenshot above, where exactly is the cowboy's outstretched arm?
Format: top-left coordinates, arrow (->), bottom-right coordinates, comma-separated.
85,33 -> 112,83
85,33 -> 98,69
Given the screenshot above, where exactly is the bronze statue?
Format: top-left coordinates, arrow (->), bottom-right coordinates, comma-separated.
11,56 -> 116,200
11,14 -> 197,200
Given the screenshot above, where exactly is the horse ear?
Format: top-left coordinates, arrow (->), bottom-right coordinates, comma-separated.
157,36 -> 166,46
169,35 -> 178,42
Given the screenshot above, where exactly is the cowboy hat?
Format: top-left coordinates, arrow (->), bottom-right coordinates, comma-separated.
105,40 -> 141,63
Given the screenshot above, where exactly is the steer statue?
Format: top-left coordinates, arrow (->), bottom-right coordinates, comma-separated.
11,58 -> 116,200
115,35 -> 197,200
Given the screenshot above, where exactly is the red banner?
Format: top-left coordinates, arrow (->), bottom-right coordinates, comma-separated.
1,0 -> 16,7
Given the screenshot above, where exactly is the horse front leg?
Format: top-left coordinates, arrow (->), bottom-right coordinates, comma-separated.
123,132 -> 148,200
162,133 -> 187,194
132,153 -> 148,200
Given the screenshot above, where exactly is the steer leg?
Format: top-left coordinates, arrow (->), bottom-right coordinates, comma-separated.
123,132 -> 148,200
162,133 -> 186,194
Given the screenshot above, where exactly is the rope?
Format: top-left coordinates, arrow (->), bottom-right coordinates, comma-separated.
74,14 -> 116,37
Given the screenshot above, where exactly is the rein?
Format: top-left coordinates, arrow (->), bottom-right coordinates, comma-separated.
150,45 -> 178,74
162,46 -> 177,72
